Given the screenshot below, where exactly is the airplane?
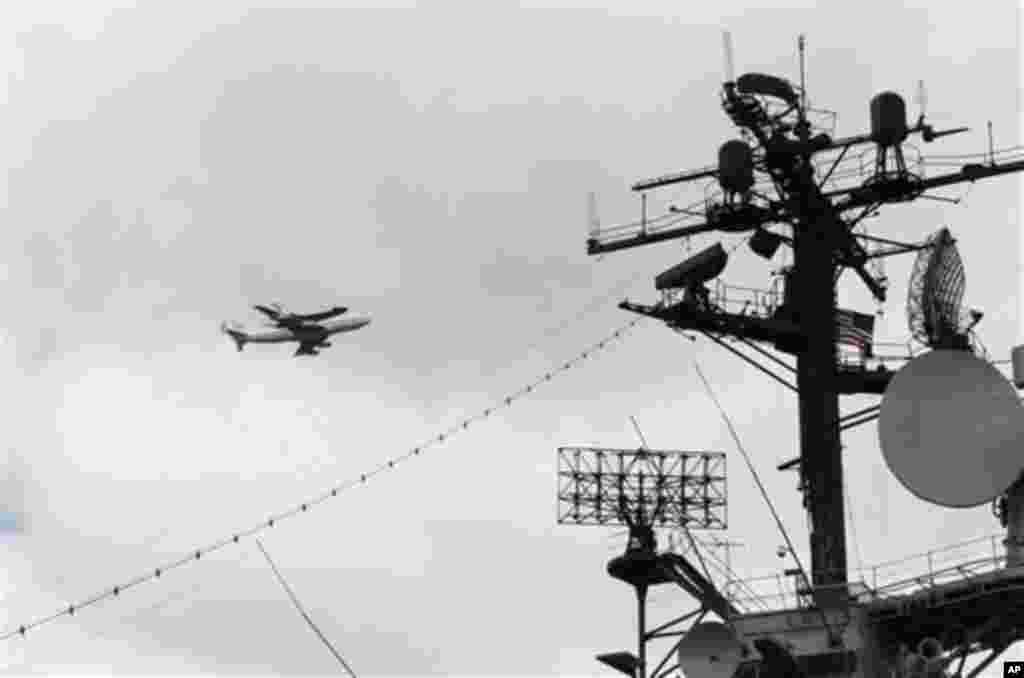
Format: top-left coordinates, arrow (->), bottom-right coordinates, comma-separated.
222,306 -> 370,357
252,303 -> 349,331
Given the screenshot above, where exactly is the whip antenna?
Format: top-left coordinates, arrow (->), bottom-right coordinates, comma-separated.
722,30 -> 735,84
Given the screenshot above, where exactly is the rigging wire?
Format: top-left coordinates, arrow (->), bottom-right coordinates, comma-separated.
615,528 -> 767,612
690,362 -> 806,587
256,539 -> 357,677
693,545 -> 751,608
629,415 -> 649,449
648,537 -> 759,612
1,318 -> 644,642
692,360 -> 840,640
679,521 -> 715,592
843,470 -> 865,582
686,536 -> 769,612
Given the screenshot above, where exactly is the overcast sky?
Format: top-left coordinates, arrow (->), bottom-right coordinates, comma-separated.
0,1 -> 1020,675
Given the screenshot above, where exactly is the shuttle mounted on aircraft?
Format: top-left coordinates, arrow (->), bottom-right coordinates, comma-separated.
222,303 -> 370,357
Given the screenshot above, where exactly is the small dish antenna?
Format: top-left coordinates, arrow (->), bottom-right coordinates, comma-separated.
678,622 -> 745,678
878,350 -> 1024,508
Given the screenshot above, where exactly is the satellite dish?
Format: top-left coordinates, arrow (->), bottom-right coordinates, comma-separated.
878,350 -> 1024,508
678,622 -> 745,678
906,228 -> 978,350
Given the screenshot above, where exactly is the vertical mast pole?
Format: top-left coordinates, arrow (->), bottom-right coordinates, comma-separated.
791,151 -> 848,588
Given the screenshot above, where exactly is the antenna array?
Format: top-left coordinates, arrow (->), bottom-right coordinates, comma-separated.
556,447 -> 727,529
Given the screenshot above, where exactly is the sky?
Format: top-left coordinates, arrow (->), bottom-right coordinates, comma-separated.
0,0 -> 1020,675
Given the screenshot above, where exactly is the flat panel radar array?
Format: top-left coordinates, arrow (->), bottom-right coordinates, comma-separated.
677,622 -> 746,678
878,350 -> 1024,508
556,447 -> 727,529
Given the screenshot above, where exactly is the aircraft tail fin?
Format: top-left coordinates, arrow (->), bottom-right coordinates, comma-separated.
221,322 -> 247,352
587,191 -> 600,237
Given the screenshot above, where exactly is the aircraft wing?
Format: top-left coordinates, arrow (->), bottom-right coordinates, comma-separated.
253,304 -> 283,320
296,307 -> 348,323
275,317 -> 311,331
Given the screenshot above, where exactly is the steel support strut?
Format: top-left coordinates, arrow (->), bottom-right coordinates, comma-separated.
637,584 -> 647,678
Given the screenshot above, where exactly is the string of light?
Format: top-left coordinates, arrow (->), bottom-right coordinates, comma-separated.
1,317 -> 644,642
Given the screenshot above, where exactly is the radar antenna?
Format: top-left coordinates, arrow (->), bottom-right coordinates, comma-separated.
905,227 -> 981,351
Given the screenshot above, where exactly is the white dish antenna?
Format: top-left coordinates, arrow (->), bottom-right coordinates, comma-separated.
678,621 -> 745,678
878,350 -> 1024,508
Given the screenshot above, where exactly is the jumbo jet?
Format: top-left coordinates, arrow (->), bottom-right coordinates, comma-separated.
222,304 -> 370,356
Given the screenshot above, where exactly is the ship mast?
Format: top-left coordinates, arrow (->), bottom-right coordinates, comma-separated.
586,35 -> 1024,599
578,37 -> 1024,678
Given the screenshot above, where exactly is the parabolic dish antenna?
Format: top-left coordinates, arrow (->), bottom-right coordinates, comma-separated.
906,227 -> 977,349
677,622 -> 745,678
878,350 -> 1024,508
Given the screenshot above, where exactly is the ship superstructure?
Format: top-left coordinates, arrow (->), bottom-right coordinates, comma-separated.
568,34 -> 1024,678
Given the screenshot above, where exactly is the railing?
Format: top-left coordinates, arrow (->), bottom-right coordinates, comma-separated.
655,288 -> 993,374
856,143 -> 928,181
710,280 -> 783,318
719,533 -> 1008,613
838,337 -> 993,371
724,572 -> 813,613
813,143 -> 928,194
657,280 -> 783,320
865,533 -> 1006,598
836,339 -> 922,372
